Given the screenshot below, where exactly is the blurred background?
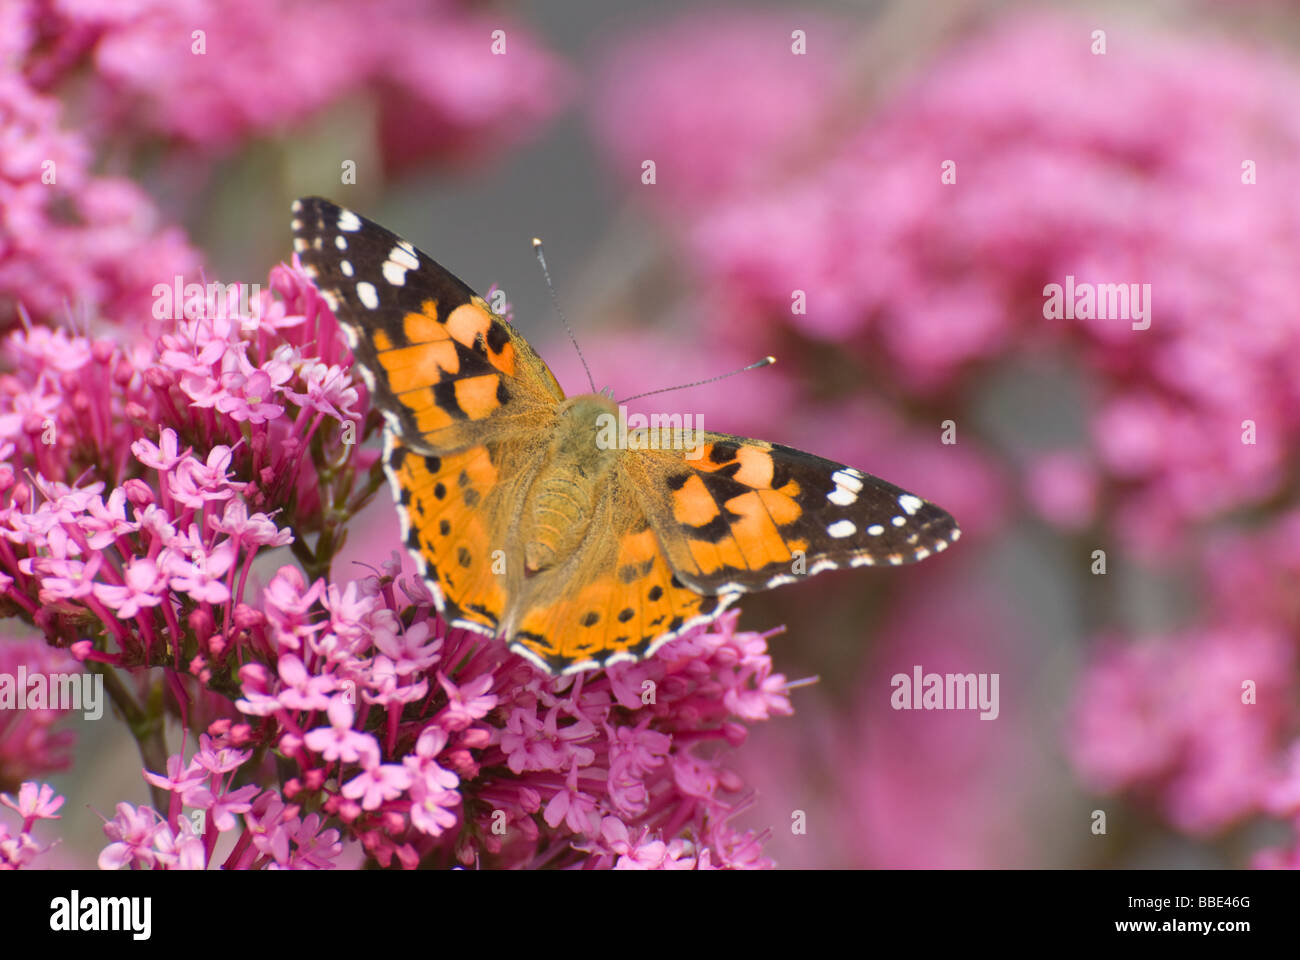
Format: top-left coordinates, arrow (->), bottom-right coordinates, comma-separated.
5,0 -> 1300,868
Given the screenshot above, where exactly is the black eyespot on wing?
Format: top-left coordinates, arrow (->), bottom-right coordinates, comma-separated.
708,441 -> 740,464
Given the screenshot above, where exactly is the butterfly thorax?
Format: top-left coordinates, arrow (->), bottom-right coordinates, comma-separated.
522,393 -> 621,575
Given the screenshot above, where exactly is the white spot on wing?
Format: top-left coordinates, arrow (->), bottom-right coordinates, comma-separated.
340,260 -> 354,277
827,519 -> 856,538
356,282 -> 379,309
382,261 -> 407,286
832,469 -> 864,492
899,494 -> 923,515
335,235 -> 347,250
389,245 -> 419,270
828,468 -> 863,505
337,209 -> 362,232
867,524 -> 884,536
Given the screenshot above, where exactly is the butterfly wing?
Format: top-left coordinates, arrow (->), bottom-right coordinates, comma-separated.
291,196 -> 564,455
292,196 -> 563,640
383,431 -> 542,637
499,466 -> 737,674
625,433 -> 959,595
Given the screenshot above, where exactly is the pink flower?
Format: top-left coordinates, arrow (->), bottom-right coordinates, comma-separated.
152,818 -> 206,871
194,733 -> 251,775
131,428 -> 190,472
1025,452 -> 1099,531
434,672 -> 495,730
98,803 -> 164,870
373,620 -> 442,678
589,9 -> 845,211
0,782 -> 64,823
243,793 -> 293,866
342,761 -> 412,812
165,540 -> 237,604
615,836 -> 702,870
304,699 -> 379,767
142,756 -> 212,808
286,814 -> 343,869
94,557 -> 167,618
275,654 -> 340,712
286,360 -> 360,420
208,784 -> 260,833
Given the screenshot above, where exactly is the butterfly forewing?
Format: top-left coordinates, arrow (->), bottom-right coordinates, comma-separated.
291,196 -> 562,453
627,434 -> 959,596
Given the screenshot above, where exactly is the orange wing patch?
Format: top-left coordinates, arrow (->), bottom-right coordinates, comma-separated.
510,523 -> 731,673
627,437 -> 814,590
387,437 -> 506,633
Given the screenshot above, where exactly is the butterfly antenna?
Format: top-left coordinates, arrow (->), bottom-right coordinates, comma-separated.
533,238 -> 596,394
618,356 -> 775,405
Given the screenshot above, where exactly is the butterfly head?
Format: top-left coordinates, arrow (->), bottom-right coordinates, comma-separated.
555,393 -> 621,462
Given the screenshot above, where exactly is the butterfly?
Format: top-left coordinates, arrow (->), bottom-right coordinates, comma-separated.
291,196 -> 960,675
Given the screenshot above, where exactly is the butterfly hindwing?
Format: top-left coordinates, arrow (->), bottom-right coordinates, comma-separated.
627,433 -> 960,595
504,471 -> 736,674
292,196 -> 563,454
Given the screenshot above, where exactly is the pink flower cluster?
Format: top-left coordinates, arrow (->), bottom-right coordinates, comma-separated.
2,0 -> 568,329
0,262 -> 366,655
100,570 -> 786,869
0,28 -> 198,327
1071,511 -> 1300,861
0,250 -> 791,868
30,0 -> 569,164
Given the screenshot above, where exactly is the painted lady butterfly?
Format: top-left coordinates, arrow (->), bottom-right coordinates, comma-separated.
291,197 -> 960,674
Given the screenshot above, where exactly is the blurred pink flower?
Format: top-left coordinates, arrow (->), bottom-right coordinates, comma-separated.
589,8 -> 844,211
43,0 -> 569,166
1069,627 -> 1293,834
0,73 -> 198,326
733,577 -> 1040,868
1026,451 -> 1098,532
0,638 -> 80,787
